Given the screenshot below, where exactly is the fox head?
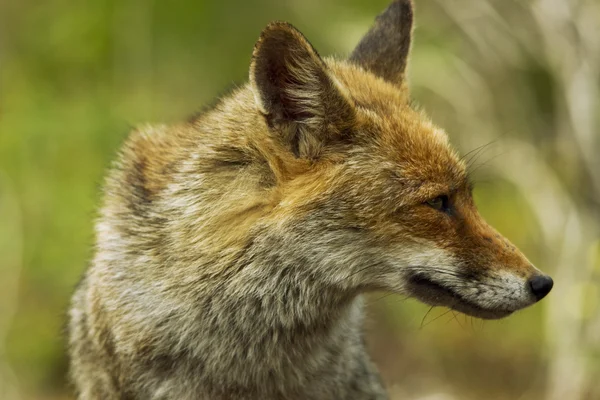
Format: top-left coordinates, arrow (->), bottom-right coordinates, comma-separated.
222,0 -> 554,320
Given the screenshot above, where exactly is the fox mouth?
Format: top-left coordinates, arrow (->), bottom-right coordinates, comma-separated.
406,272 -> 514,320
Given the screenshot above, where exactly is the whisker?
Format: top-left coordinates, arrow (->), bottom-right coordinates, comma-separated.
366,292 -> 398,306
469,151 -> 509,176
444,311 -> 457,325
422,308 -> 453,328
460,140 -> 498,166
452,311 -> 466,330
420,306 -> 435,329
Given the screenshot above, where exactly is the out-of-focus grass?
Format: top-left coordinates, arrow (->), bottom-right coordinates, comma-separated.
1,0 -> 598,399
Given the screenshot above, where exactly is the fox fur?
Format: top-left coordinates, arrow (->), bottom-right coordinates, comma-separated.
67,1 -> 553,399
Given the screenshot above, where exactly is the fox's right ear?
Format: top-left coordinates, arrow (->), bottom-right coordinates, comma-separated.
250,22 -> 355,159
350,0 -> 413,85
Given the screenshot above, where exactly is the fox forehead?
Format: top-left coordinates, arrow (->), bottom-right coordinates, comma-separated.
327,59 -> 468,197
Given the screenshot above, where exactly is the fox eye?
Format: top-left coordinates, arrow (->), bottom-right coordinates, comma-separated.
425,195 -> 449,212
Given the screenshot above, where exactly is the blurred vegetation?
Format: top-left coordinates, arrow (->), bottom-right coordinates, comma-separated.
1,0 -> 599,399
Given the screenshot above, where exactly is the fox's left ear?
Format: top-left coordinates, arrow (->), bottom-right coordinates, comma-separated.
350,0 -> 413,85
250,22 -> 355,159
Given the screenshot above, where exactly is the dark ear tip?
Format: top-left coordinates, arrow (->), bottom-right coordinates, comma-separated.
389,0 -> 414,11
255,21 -> 305,47
251,20 -> 319,71
381,0 -> 414,24
252,21 -> 313,61
348,0 -> 414,84
262,21 -> 299,33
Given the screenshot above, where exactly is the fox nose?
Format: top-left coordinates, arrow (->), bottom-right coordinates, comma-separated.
528,275 -> 553,301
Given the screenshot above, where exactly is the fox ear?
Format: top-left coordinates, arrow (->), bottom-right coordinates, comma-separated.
250,22 -> 355,159
349,0 -> 413,85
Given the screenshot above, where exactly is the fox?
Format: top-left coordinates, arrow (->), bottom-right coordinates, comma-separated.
67,1 -> 554,399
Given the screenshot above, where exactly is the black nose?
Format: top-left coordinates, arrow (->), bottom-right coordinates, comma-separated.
529,275 -> 553,301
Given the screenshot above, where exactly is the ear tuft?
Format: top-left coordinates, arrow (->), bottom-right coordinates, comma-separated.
350,0 -> 414,85
250,22 -> 355,159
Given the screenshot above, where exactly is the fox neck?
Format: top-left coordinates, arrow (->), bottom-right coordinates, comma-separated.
194,250 -> 367,391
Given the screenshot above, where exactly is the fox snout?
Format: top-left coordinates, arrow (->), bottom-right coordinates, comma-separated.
472,222 -> 554,307
389,192 -> 554,320
404,255 -> 553,320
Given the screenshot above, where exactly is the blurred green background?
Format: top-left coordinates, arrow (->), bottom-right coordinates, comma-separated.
1,0 -> 599,399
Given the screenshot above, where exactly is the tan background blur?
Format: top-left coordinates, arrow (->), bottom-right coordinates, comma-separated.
1,0 -> 599,399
